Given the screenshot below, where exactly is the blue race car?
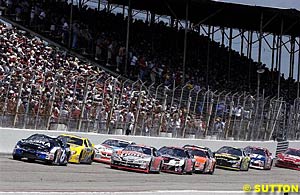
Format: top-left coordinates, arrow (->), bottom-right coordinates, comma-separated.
13,134 -> 71,165
244,146 -> 273,170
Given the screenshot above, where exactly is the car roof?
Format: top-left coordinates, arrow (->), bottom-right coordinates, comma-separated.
161,146 -> 185,150
59,134 -> 85,140
104,138 -> 134,143
245,146 -> 268,151
287,148 -> 300,151
220,146 -> 242,150
129,144 -> 153,149
184,144 -> 210,151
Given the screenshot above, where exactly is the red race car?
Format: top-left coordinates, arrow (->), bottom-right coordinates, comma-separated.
275,148 -> 300,171
110,144 -> 163,173
158,146 -> 195,175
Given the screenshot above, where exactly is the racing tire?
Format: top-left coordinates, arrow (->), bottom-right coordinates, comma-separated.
78,151 -> 83,164
245,162 -> 250,171
202,161 -> 208,173
87,153 -> 94,165
28,158 -> 35,163
267,160 -> 273,170
209,164 -> 216,175
13,155 -> 21,160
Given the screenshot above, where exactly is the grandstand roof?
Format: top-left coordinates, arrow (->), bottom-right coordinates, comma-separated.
109,0 -> 300,37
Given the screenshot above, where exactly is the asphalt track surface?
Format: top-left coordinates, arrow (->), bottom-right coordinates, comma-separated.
0,155 -> 299,194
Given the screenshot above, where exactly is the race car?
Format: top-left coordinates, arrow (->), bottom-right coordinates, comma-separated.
57,134 -> 94,164
275,148 -> 300,171
12,133 -> 70,165
183,144 -> 216,174
244,146 -> 273,170
158,146 -> 194,174
215,146 -> 250,171
94,138 -> 134,163
110,144 -> 163,173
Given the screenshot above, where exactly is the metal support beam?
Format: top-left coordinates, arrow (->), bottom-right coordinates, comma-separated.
124,0 -> 132,76
182,0 -> 189,84
289,36 -> 295,78
206,25 -> 211,88
277,19 -> 284,98
297,39 -> 300,98
240,30 -> 244,56
247,31 -> 253,90
258,12 -> 263,64
228,28 -> 233,83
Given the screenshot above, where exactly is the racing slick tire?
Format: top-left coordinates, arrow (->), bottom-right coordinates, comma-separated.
79,151 -> 83,163
209,164 -> 216,175
87,153 -> 94,165
13,155 -> 21,160
266,160 -> 273,170
28,158 -> 35,163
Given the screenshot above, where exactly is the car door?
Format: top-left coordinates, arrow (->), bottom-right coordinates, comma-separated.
151,148 -> 161,171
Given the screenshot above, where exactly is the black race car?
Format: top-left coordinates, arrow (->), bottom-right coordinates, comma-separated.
12,134 -> 71,165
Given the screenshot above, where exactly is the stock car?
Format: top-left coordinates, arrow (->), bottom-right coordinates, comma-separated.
12,134 -> 70,165
94,138 -> 134,163
183,145 -> 216,174
275,148 -> 300,171
110,144 -> 163,173
244,146 -> 273,170
158,146 -> 194,174
215,146 -> 250,171
57,134 -> 95,164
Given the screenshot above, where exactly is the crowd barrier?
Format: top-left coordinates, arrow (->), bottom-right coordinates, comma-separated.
0,127 -> 293,155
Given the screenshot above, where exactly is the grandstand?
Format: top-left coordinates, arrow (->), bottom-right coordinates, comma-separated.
0,0 -> 299,141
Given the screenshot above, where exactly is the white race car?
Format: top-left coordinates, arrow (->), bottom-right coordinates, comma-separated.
93,138 -> 134,163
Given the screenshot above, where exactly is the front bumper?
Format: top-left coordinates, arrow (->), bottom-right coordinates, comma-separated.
275,160 -> 300,171
13,148 -> 53,161
111,159 -> 149,172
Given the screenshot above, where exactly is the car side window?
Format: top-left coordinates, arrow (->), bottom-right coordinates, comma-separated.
84,140 -> 88,147
87,139 -> 93,147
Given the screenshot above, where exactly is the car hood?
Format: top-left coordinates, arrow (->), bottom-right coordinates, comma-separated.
194,156 -> 207,163
250,154 -> 266,161
18,140 -> 51,152
120,151 -> 149,160
215,153 -> 241,160
281,154 -> 300,162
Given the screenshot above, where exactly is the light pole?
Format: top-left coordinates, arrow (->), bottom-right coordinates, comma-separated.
252,67 -> 265,140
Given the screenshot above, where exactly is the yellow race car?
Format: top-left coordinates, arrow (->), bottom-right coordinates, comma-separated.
57,134 -> 95,164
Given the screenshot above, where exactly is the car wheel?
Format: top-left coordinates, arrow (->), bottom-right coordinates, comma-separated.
210,164 -> 216,175
79,151 -> 83,163
88,153 -> 94,165
268,160 -> 273,170
202,161 -> 208,173
13,155 -> 21,160
28,158 -> 35,163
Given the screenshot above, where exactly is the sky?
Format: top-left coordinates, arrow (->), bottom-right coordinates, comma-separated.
214,0 -> 300,80
215,0 -> 300,10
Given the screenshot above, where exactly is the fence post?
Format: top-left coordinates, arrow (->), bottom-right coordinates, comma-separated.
46,82 -> 57,130
78,77 -> 90,131
13,77 -> 24,127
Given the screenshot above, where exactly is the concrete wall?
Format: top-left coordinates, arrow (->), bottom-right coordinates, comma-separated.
289,141 -> 300,149
0,128 -> 288,155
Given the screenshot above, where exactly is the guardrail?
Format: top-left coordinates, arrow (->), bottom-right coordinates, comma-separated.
0,128 -> 281,155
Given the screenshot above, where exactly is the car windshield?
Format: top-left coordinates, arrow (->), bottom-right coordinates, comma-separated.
102,139 -> 130,148
59,136 -> 83,146
250,148 -> 266,156
217,147 -> 242,156
190,149 -> 207,157
285,149 -> 300,157
159,147 -> 187,158
124,145 -> 151,155
26,134 -> 54,147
